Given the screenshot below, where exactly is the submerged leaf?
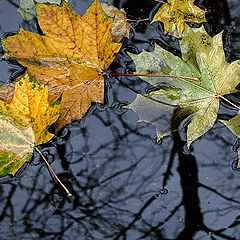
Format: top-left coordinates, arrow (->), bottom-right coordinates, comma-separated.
128,94 -> 175,141
0,73 -> 60,175
129,24 -> 240,146
152,0 -> 206,37
2,0 -> 121,131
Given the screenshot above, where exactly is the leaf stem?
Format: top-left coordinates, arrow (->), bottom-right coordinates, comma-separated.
34,146 -> 72,197
105,72 -> 240,111
218,95 -> 240,111
103,72 -> 200,82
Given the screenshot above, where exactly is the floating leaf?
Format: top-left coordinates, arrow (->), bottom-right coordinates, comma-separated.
101,3 -> 130,42
129,24 -> 240,147
152,0 -> 206,37
18,0 -> 130,41
0,73 -> 60,175
2,0 -> 121,131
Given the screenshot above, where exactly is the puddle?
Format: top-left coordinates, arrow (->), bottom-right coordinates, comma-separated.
0,0 -> 240,239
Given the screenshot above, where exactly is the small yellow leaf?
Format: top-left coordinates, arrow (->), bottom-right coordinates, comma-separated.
0,73 -> 60,175
152,0 -> 206,37
0,73 -> 60,145
1,0 -> 121,131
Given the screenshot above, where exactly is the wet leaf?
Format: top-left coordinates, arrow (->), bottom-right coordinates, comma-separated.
128,93 -> 176,141
2,0 -> 121,131
0,81 -> 15,103
152,0 -> 206,37
101,3 -> 130,42
0,73 -> 60,175
18,0 -> 69,21
222,115 -> 240,139
129,24 -> 240,147
0,120 -> 34,176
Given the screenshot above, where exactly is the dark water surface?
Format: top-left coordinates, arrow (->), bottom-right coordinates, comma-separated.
0,0 -> 240,239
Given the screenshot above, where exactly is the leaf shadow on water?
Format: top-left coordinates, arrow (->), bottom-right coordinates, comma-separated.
0,0 -> 240,239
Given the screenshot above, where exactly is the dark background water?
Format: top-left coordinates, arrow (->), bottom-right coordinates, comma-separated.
0,0 -> 240,239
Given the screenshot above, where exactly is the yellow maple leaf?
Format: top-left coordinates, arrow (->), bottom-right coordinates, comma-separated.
1,0 -> 121,131
0,73 -> 60,144
0,73 -> 60,175
152,0 -> 206,37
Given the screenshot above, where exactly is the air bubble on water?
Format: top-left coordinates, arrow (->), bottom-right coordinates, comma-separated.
42,150 -> 48,156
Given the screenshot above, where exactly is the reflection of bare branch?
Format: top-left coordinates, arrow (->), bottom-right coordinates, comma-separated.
0,185 -> 15,223
162,140 -> 177,188
1,0 -> 240,239
174,132 -> 203,239
139,201 -> 183,239
113,194 -> 160,240
199,182 -> 240,204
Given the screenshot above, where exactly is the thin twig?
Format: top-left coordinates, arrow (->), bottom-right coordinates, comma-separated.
35,146 -> 72,197
103,72 -> 201,82
218,95 -> 240,110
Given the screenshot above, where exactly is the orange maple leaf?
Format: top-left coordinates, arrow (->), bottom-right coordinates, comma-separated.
1,0 -> 121,131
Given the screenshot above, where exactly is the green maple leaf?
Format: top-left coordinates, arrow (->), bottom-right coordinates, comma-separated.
128,24 -> 240,147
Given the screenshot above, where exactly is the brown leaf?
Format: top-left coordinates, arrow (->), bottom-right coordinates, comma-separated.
101,3 -> 130,42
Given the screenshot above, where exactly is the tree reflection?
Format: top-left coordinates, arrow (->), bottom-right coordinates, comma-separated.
1,0 -> 240,239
